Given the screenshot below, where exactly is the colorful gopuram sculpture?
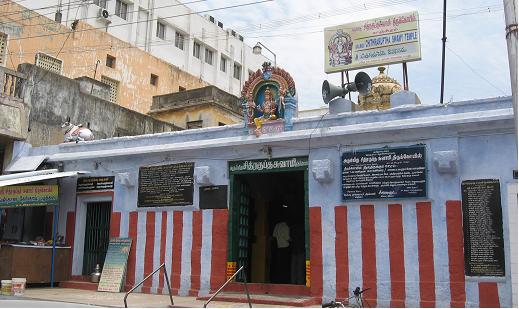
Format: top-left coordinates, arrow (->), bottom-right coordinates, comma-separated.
241,62 -> 297,137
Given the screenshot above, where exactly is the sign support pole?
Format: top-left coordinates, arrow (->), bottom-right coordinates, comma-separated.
50,204 -> 59,288
402,62 -> 409,90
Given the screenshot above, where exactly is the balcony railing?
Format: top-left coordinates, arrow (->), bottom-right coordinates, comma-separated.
0,67 -> 26,100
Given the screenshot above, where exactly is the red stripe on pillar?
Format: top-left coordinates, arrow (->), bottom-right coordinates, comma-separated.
190,210 -> 203,296
142,212 -> 155,293
360,205 -> 377,306
478,282 -> 500,307
446,201 -> 466,307
388,204 -> 405,307
158,211 -> 167,294
171,211 -> 183,294
310,207 -> 323,299
335,206 -> 348,300
110,212 -> 121,238
210,209 -> 228,291
126,212 -> 138,289
416,202 -> 435,307
66,212 -> 76,275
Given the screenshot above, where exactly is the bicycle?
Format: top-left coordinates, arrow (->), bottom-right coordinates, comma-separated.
322,287 -> 371,308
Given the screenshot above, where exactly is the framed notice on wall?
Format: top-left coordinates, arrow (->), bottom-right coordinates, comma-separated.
461,179 -> 505,277
342,145 -> 426,200
199,185 -> 228,209
138,162 -> 194,207
97,238 -> 132,292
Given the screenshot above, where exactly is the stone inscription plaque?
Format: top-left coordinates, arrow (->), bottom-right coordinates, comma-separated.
138,162 -> 194,207
342,145 -> 426,200
462,179 -> 505,277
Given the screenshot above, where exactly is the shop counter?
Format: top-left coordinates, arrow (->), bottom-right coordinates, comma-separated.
0,244 -> 71,283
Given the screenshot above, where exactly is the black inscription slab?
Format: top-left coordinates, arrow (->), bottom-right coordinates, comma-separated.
199,185 -> 228,209
77,176 -> 115,192
342,145 -> 426,200
462,179 -> 505,277
138,162 -> 194,207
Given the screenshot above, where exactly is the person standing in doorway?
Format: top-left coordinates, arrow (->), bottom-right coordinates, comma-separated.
272,209 -> 291,283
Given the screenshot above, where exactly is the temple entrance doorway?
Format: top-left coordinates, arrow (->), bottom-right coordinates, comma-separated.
228,158 -> 309,286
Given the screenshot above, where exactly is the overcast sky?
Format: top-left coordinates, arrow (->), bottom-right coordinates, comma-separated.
187,0 -> 512,110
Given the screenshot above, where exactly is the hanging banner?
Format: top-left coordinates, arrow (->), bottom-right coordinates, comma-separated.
324,11 -> 421,73
0,185 -> 59,208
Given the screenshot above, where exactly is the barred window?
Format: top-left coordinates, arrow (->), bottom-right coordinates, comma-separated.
35,52 -> 63,74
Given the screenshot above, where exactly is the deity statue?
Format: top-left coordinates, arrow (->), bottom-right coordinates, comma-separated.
253,87 -> 278,136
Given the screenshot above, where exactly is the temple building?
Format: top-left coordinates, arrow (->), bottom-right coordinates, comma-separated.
0,64 -> 516,307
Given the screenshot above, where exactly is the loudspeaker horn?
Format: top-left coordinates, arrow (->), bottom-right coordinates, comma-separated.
321,71 -> 372,104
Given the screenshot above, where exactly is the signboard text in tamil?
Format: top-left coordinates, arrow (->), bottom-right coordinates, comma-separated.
342,145 -> 426,200
324,11 -> 421,73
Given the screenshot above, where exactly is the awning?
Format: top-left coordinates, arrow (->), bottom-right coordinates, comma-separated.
0,170 -> 90,187
4,155 -> 48,173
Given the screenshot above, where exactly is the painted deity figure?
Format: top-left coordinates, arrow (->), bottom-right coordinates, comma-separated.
253,87 -> 278,135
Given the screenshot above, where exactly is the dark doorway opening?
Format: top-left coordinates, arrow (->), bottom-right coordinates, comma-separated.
82,201 -> 111,275
232,170 -> 306,285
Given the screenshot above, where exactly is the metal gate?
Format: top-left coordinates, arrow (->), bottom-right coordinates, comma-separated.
236,181 -> 250,282
82,201 -> 111,275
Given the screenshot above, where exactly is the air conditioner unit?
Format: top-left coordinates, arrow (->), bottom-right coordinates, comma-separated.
97,8 -> 111,23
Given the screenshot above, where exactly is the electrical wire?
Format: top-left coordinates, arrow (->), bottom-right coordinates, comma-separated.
4,7 -> 504,60
5,0 -> 276,42
446,45 -> 508,95
0,0 -> 208,28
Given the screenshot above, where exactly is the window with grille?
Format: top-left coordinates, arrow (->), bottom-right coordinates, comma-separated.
35,52 -> 63,74
193,42 -> 201,59
93,0 -> 107,8
157,21 -> 165,39
233,63 -> 241,80
175,32 -> 184,50
220,56 -> 227,72
0,32 -> 7,66
205,49 -> 213,65
101,76 -> 119,103
187,120 -> 203,129
115,0 -> 128,20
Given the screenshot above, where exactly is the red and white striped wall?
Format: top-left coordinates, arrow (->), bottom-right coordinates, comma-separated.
310,201 -> 511,307
66,209 -> 229,296
64,201 -> 511,307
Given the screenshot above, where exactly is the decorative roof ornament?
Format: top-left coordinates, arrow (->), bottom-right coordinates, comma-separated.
357,67 -> 403,111
241,62 -> 297,137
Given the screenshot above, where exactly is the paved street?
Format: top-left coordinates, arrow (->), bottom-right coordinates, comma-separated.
0,296 -> 97,307
8,288 -> 293,308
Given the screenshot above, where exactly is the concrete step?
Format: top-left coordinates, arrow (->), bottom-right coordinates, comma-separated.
59,280 -> 98,291
197,292 -> 321,307
225,283 -> 311,296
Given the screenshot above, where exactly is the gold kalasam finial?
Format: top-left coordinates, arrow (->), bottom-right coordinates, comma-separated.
357,66 -> 403,111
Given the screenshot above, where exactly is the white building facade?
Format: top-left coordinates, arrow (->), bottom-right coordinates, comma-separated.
19,0 -> 270,97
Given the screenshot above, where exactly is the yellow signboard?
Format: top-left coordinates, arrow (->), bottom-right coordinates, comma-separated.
0,185 -> 59,208
324,11 -> 421,73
